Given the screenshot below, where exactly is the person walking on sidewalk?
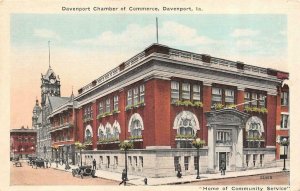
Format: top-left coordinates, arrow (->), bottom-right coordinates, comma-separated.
220,161 -> 226,175
92,159 -> 96,170
119,169 -> 127,186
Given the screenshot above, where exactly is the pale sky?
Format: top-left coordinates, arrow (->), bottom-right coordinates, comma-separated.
10,14 -> 288,129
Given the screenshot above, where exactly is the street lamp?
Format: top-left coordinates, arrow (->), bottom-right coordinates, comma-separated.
119,140 -> 133,181
192,138 -> 205,179
280,138 -> 289,171
75,141 -> 86,167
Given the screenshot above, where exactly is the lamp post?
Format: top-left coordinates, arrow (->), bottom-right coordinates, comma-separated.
21,148 -> 24,159
75,142 -> 86,167
192,138 -> 205,179
280,138 -> 289,171
119,140 -> 133,181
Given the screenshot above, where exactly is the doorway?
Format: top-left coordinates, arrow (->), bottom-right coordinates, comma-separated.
219,152 -> 226,171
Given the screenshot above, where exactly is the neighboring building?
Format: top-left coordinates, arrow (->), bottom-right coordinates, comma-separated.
34,66 -> 70,159
49,44 -> 289,177
276,84 -> 289,160
10,126 -> 37,159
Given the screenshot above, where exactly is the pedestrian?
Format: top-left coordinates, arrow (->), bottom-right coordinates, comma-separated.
45,158 -> 49,168
220,161 -> 226,175
92,159 -> 96,170
119,169 -> 127,186
177,164 -> 182,178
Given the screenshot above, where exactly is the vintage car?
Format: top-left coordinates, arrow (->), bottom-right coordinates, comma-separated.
72,165 -> 96,179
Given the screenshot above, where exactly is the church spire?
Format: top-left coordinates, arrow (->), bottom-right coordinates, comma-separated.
48,40 -> 51,68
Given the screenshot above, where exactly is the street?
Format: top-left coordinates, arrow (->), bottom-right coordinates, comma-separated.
187,172 -> 289,185
10,161 -> 119,185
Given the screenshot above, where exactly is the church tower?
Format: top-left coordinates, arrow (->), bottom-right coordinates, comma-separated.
32,98 -> 41,128
40,66 -> 61,106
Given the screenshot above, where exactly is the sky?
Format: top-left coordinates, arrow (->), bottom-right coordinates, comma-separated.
10,14 -> 287,129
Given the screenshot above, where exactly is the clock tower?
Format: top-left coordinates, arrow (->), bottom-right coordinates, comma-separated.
41,66 -> 61,106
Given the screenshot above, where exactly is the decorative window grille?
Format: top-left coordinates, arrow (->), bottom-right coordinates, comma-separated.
174,156 -> 180,171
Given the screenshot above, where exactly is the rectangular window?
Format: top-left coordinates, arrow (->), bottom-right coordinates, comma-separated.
212,87 -> 222,105
244,92 -> 251,107
113,95 -> 118,111
216,130 -> 232,144
128,156 -> 132,166
174,156 -> 180,171
192,84 -> 201,101
281,92 -> 289,106
139,156 -> 143,167
107,156 -> 110,168
281,114 -> 289,129
184,156 -> 190,171
260,154 -> 264,167
253,154 -> 257,167
171,81 -> 180,103
246,154 -> 250,167
140,84 -> 145,103
194,156 -> 198,170
127,89 -> 133,106
252,93 -> 258,107
182,83 -> 190,100
258,94 -> 266,107
133,156 -> 138,166
225,89 -> 235,106
106,99 -> 110,113
98,102 -> 103,114
114,156 -> 118,166
133,87 -> 139,105
100,156 -> 103,164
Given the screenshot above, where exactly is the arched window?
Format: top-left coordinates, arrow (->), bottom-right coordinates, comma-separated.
98,124 -> 105,140
112,120 -> 121,139
245,116 -> 264,148
173,111 -> 200,148
128,113 -> 144,137
85,125 -> 93,142
173,111 -> 200,136
105,123 -> 113,139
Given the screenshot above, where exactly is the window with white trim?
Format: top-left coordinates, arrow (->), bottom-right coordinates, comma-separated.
171,81 -> 180,103
244,92 -> 251,107
216,129 -> 232,144
182,83 -> 190,100
281,114 -> 289,129
140,85 -> 145,103
281,92 -> 289,106
127,89 -> 132,106
113,95 -> 118,111
212,87 -> 222,106
225,89 -> 235,106
192,84 -> 201,101
133,87 -> 139,105
252,93 -> 258,107
105,99 -> 110,113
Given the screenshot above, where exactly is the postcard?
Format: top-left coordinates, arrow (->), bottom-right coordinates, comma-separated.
1,0 -> 300,191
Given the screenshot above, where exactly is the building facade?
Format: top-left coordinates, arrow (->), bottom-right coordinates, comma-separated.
34,66 -> 70,159
49,44 -> 289,177
10,126 -> 37,159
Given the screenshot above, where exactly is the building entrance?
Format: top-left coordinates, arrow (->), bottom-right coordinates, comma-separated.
219,152 -> 226,171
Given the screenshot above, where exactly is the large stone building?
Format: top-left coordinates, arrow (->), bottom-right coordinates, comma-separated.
48,44 -> 289,177
10,126 -> 37,159
33,66 -> 70,159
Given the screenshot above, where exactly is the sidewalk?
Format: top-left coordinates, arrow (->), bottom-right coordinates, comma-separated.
49,162 -> 288,186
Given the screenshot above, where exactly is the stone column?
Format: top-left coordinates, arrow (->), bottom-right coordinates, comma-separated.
207,125 -> 216,172
236,127 -> 244,170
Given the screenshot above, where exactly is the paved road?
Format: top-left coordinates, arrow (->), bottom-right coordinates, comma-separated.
10,161 -> 119,185
187,172 -> 289,185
